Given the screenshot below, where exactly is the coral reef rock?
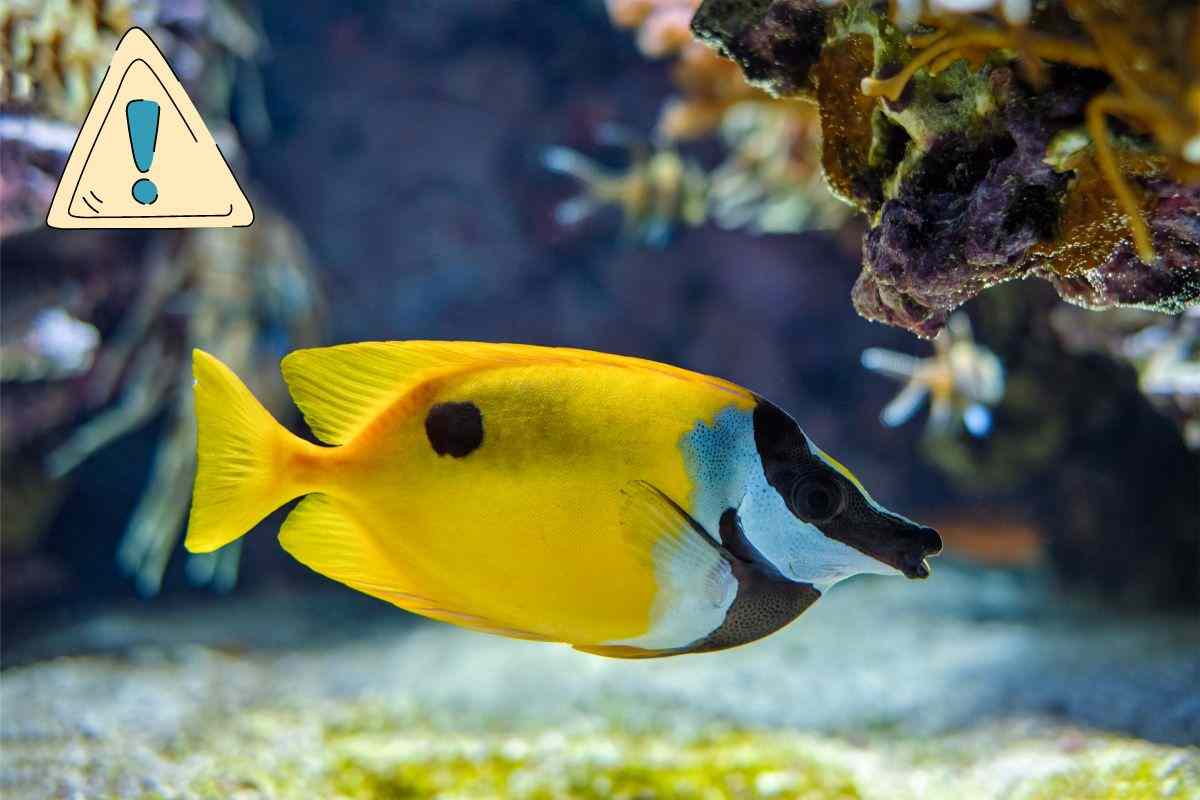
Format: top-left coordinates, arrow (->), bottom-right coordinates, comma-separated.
692,0 -> 1200,337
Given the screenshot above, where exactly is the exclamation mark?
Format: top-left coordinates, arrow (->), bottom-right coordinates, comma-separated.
127,99 -> 160,205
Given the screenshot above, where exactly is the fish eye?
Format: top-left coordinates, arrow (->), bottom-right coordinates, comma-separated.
789,474 -> 847,523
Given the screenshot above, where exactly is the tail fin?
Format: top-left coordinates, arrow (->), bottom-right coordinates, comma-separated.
186,350 -> 308,553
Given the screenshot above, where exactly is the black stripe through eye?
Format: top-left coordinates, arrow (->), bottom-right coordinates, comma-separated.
789,474 -> 846,524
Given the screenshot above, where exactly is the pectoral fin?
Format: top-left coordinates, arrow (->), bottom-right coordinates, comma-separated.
617,480 -> 724,576
596,481 -> 736,657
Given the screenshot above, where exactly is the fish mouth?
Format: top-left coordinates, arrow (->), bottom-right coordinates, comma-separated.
846,522 -> 942,580
897,526 -> 942,580
904,556 -> 933,580
810,500 -> 943,581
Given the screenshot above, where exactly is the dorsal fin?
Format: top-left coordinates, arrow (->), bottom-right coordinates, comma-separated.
280,341 -> 752,445
281,341 -> 519,445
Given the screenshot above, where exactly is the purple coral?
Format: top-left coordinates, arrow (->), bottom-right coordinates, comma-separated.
1044,183 -> 1200,312
691,0 -> 828,96
693,0 -> 1200,338
856,71 -> 1076,337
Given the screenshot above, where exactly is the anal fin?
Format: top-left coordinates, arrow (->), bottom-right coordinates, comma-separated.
572,643 -> 682,659
279,493 -> 410,600
279,494 -> 552,641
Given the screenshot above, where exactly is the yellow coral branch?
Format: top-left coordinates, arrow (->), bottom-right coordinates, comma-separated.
861,30 -> 1104,101
1086,92 -> 1157,265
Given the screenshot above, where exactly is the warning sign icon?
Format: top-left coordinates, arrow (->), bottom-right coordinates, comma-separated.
46,27 -> 253,229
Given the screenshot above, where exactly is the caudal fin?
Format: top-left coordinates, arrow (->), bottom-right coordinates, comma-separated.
186,350 -> 308,553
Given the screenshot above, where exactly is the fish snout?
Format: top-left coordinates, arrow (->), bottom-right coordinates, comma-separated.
916,525 -> 942,557
899,525 -> 942,580
819,501 -> 944,581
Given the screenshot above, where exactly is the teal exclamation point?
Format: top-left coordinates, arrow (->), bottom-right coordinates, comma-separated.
127,99 -> 160,205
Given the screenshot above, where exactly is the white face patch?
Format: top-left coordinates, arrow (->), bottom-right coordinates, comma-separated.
609,403 -> 910,652
606,406 -> 750,651
738,467 -> 900,591
679,406 -> 756,537
681,404 -> 900,591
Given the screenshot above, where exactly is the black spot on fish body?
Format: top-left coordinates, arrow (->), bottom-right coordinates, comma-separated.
425,401 -> 483,457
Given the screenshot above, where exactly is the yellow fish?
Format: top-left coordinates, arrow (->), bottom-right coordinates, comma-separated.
186,342 -> 940,658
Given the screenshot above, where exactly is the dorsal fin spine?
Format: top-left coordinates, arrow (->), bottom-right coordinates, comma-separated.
280,341 -> 753,446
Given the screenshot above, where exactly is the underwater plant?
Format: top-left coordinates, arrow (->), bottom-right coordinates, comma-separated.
545,109 -> 848,242
543,136 -> 709,245
0,0 -> 322,596
1,0 -> 270,237
1,0 -> 148,123
904,284 -> 1200,608
709,102 -> 851,232
0,0 -> 265,126
1051,305 -> 1200,449
607,0 -> 770,140
546,0 -> 849,241
1,219 -> 323,595
0,307 -> 100,382
862,312 -> 1005,438
687,0 -> 1199,337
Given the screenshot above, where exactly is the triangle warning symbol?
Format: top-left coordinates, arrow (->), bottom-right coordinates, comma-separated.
47,27 -> 253,229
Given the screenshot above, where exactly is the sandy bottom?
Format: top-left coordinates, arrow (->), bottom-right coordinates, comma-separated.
3,565 -> 1198,798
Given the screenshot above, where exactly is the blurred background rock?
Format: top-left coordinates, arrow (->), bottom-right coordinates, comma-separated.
1,1 -> 1198,796
1,0 -> 324,607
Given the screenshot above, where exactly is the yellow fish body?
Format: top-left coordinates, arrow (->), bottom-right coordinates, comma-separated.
187,342 -> 940,658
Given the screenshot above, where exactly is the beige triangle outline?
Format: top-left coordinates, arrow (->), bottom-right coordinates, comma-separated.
46,27 -> 254,229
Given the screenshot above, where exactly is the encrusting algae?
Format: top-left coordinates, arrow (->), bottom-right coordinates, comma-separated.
681,0 -> 1200,337
857,0 -> 1200,268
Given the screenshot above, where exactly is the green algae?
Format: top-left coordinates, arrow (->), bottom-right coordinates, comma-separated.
151,699 -> 855,799
152,702 -> 1200,800
325,729 -> 862,800
1024,752 -> 1200,800
7,589 -> 1199,800
7,658 -> 1195,799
